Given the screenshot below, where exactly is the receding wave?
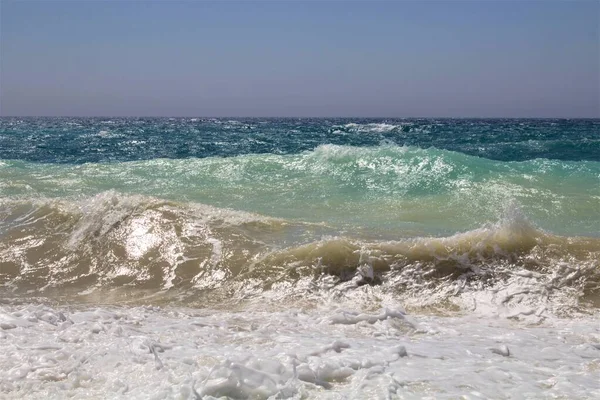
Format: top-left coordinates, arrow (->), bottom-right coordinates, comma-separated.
1,193 -> 598,317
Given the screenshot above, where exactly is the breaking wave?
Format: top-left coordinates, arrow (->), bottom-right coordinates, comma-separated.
1,193 -> 598,317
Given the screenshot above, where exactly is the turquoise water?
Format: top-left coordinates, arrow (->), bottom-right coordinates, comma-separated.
1,144 -> 599,237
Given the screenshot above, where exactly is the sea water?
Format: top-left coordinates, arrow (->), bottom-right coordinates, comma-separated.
1,118 -> 599,398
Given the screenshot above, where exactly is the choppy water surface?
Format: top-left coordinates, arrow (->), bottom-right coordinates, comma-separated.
1,118 -> 599,399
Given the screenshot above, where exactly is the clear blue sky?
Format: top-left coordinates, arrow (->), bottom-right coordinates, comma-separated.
1,0 -> 598,117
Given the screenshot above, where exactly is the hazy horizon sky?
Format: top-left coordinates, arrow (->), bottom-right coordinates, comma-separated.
1,0 -> 598,117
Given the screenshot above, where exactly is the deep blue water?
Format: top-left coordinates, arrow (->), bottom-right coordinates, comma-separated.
1,118 -> 599,163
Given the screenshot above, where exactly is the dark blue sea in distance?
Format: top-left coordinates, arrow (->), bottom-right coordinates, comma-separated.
1,118 -> 599,163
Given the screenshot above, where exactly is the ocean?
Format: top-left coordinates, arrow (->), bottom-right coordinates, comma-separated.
1,117 -> 599,399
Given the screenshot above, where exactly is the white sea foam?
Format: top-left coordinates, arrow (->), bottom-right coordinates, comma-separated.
96,130 -> 123,139
340,122 -> 399,133
1,303 -> 598,399
332,122 -> 406,133
332,122 -> 433,135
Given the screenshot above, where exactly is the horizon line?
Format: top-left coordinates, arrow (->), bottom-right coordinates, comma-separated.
1,115 -> 598,120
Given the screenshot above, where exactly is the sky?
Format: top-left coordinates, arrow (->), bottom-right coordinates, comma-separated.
1,0 -> 598,117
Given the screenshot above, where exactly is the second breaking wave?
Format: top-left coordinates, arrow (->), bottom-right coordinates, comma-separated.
2,144 -> 599,237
